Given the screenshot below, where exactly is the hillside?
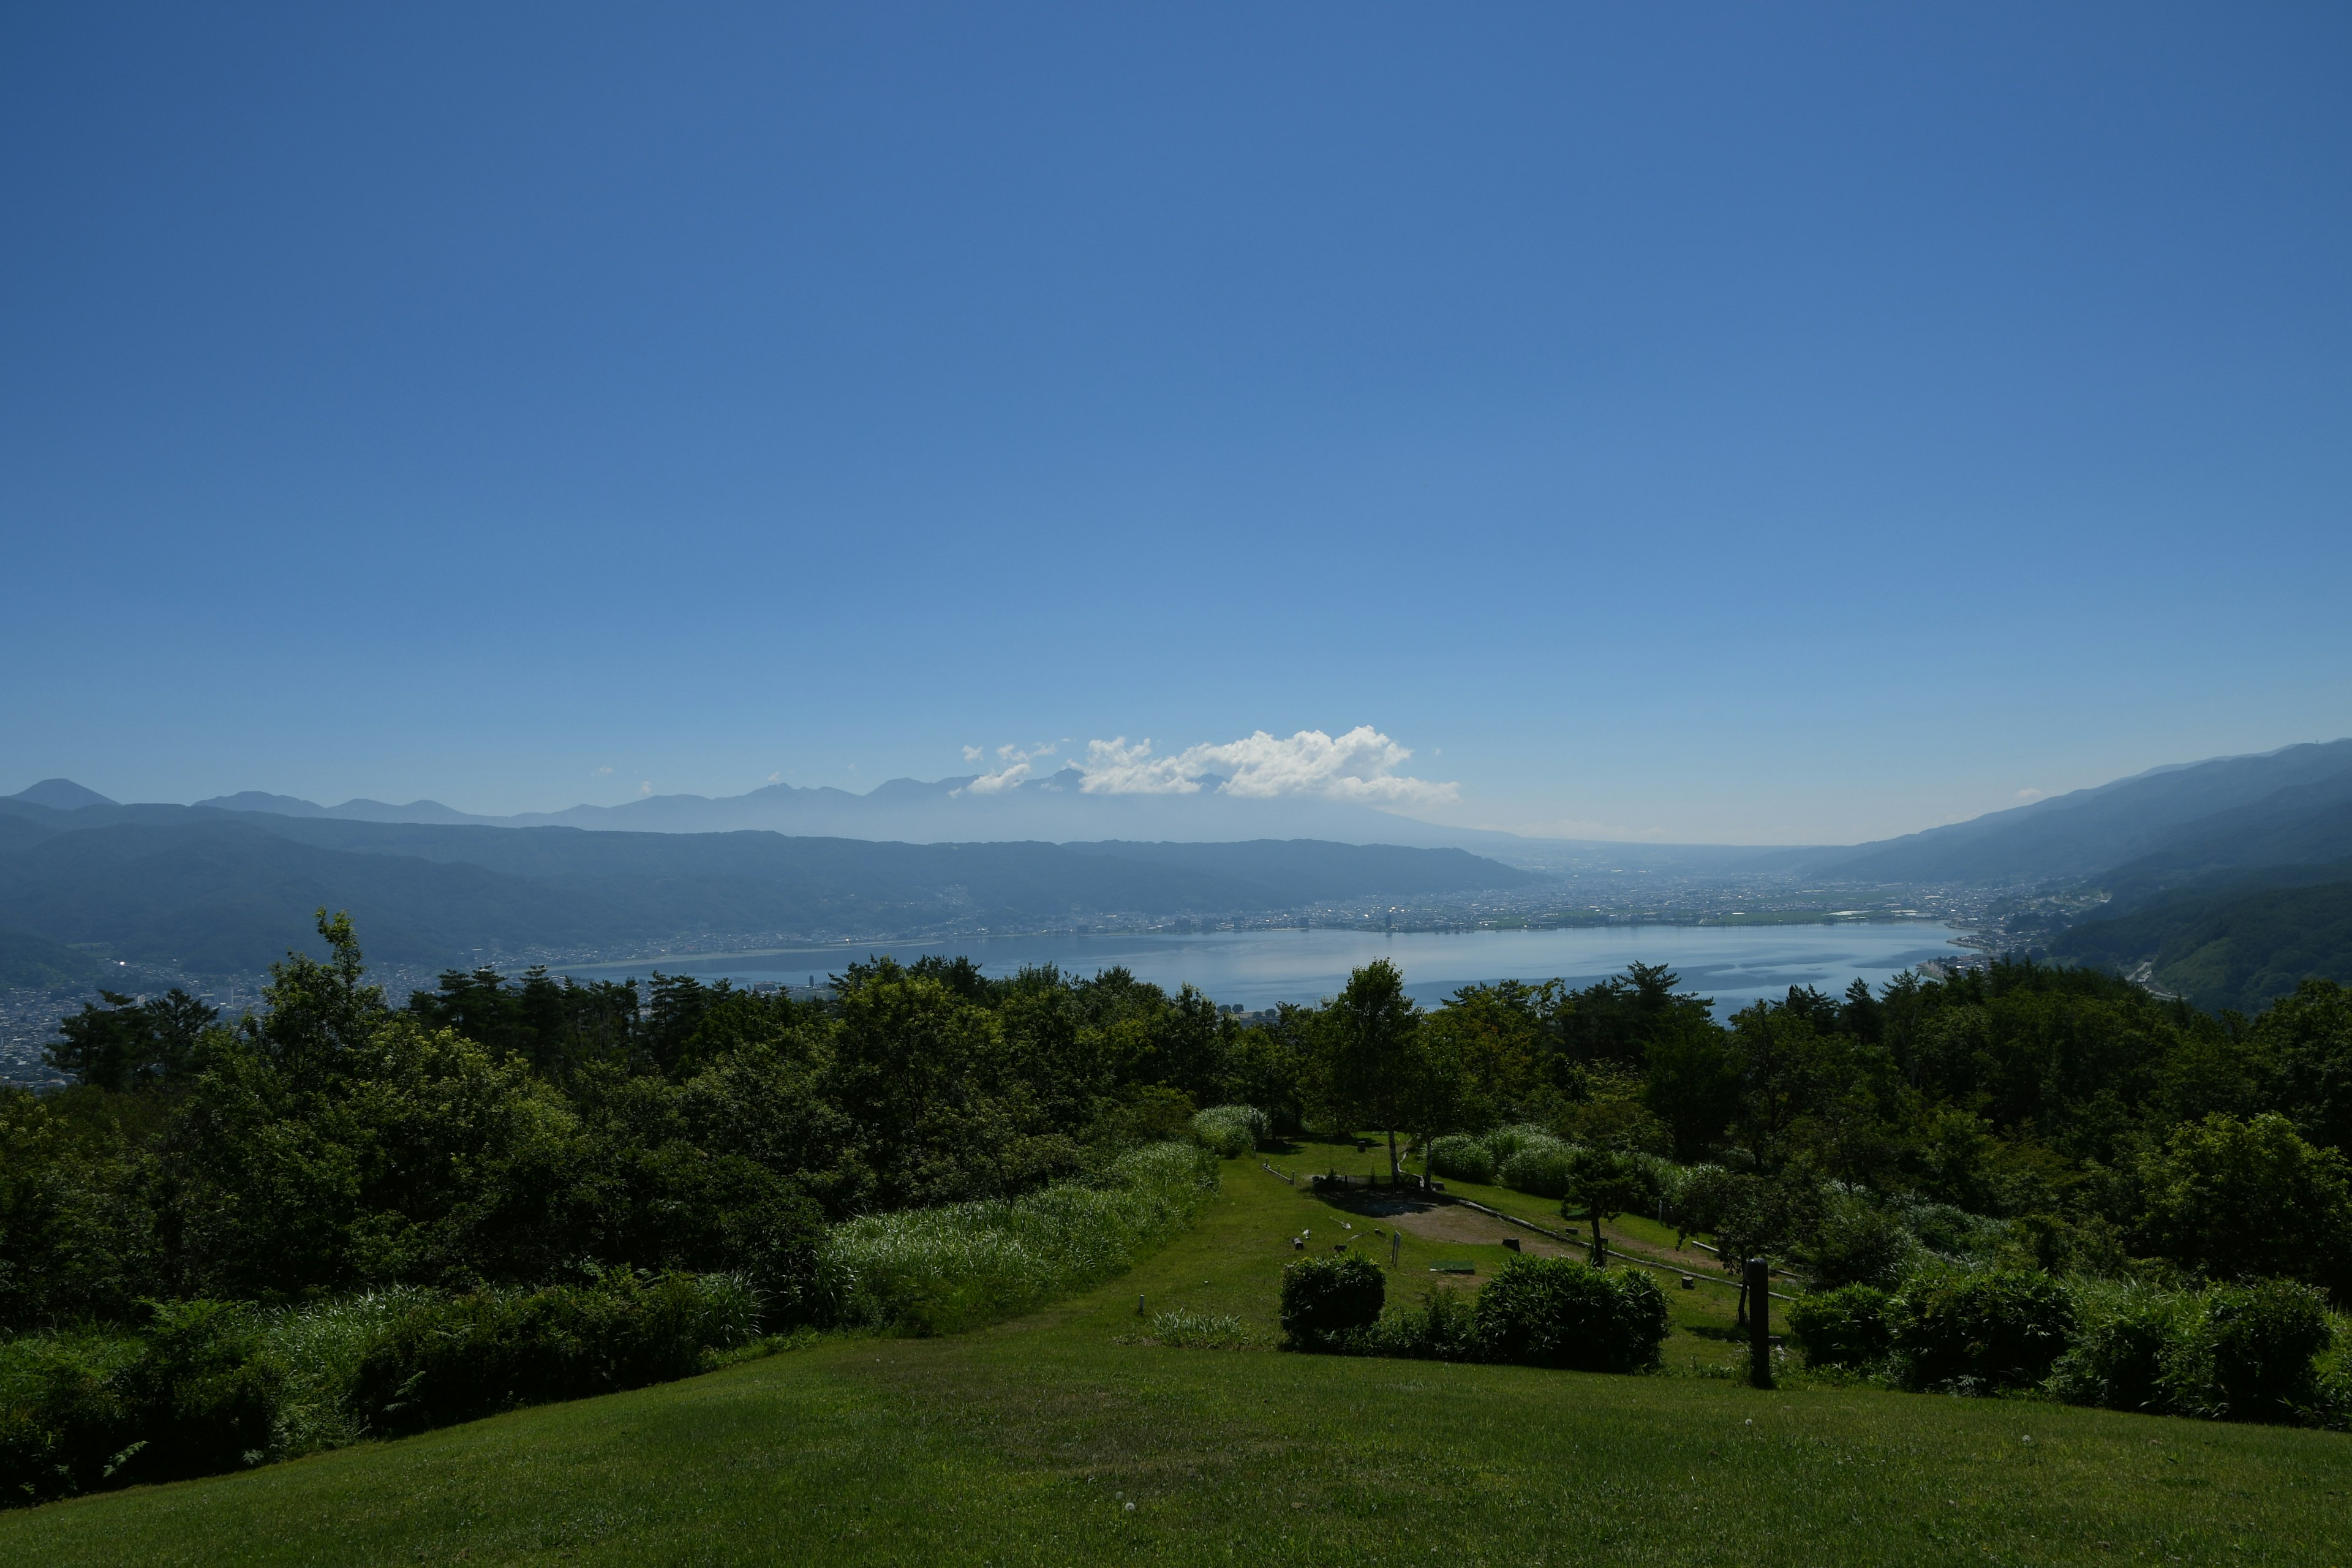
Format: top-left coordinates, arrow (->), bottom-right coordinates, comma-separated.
5,1156 -> 2343,1566
0,808 -> 1538,973
2052,875 -> 2352,1013
0,929 -> 112,991
1801,739 -> 2352,886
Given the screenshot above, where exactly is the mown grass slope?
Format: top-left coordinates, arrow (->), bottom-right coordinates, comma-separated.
7,1142 -> 2348,1566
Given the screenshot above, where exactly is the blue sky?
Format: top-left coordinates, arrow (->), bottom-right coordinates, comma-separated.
3,3 -> 2347,843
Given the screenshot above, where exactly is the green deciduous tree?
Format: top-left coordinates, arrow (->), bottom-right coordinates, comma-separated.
2135,1112 -> 2352,1298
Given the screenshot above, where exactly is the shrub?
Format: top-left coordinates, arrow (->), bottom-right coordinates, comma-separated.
1789,1284 -> 1894,1370
1425,1134 -> 1495,1185
1891,1268 -> 2076,1392
1191,1106 -> 1269,1159
821,1142 -> 1218,1335
263,1287 -> 436,1455
351,1271 -> 758,1435
1361,1286 -> 1480,1362
1805,1203 -> 1920,1292
1471,1254 -> 1668,1373
0,1329 -> 143,1506
118,1299 -> 282,1483
1498,1137 -> 1578,1199
1280,1254 -> 1385,1350
2202,1280 -> 2331,1424
2049,1281 -> 2198,1416
1,1301 -> 286,1507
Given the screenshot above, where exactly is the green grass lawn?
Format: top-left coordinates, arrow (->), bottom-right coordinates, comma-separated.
8,1143 -> 2350,1565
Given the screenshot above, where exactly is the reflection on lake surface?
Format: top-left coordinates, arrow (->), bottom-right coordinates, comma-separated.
554,922 -> 1970,1014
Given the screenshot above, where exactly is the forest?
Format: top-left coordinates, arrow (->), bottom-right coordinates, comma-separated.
7,912 -> 2352,1503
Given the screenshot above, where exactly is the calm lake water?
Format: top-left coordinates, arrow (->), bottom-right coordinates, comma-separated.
555,922 -> 1970,1014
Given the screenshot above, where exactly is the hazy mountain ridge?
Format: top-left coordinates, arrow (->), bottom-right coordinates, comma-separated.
0,797 -> 1540,974
1792,740 -> 2352,885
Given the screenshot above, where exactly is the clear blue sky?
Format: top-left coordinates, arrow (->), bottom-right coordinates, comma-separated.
4,4 -> 2347,843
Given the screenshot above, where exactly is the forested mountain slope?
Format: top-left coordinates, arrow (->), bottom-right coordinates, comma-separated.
1800,739 -> 2352,885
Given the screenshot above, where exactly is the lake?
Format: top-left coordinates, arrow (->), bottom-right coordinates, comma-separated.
553,921 -> 1972,1014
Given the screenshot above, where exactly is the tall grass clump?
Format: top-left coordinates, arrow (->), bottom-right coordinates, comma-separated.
1497,1134 -> 1579,1199
1192,1105 -> 1269,1158
263,1287 -> 435,1455
1425,1134 -> 1494,1185
1149,1310 -> 1256,1349
823,1141 -> 1218,1335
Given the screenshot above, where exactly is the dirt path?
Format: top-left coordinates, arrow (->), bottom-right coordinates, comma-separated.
1330,1194 -> 1578,1256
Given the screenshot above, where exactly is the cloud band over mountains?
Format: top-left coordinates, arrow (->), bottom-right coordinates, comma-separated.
955,727 -> 1457,807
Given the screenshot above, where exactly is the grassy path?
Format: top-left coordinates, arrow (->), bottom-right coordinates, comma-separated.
7,1143 -> 2350,1564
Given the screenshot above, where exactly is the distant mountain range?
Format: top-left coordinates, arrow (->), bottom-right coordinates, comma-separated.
12,737 -> 2352,1005
0,795 -> 1540,975
174,771 -> 1560,854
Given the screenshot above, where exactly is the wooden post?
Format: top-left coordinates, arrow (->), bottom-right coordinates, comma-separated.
1745,1259 -> 1773,1389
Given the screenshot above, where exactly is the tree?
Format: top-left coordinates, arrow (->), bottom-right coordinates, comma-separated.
47,989 -> 217,1090
1561,1147 -> 1659,1267
1317,960 -> 1438,1182
1643,1008 -> 1741,1161
2135,1112 -> 2352,1297
2253,978 -> 2352,1156
241,910 -> 388,1090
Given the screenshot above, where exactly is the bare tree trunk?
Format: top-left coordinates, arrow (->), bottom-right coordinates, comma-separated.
1387,1126 -> 1400,1184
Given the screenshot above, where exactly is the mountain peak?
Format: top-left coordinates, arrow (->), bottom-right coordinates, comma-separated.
7,778 -> 116,810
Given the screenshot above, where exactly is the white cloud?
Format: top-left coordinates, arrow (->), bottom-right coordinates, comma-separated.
638,780 -> 654,797
2016,788 -> 2047,801
594,765 -> 614,777
957,741 -> 1061,796
1076,727 -> 1456,807
767,772 -> 782,784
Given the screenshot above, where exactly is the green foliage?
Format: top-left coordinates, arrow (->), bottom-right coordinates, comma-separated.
1278,1254 -> 1384,1350
2200,1280 -> 2333,1424
1147,1310 -> 1254,1349
1190,1105 -> 1268,1158
2056,880 -> 2352,1014
1314,960 -> 1446,1177
1358,1285 -> 1480,1362
0,1300 -> 281,1507
1469,1253 -> 1668,1373
44,989 -> 217,1090
1497,1134 -> 1578,1198
350,1272 -> 760,1435
2048,1279 -> 2199,1415
1789,1284 -> 1894,1370
2133,1112 -> 2352,1296
821,1143 -> 1217,1336
1891,1268 -> 2078,1391
1424,1133 -> 1495,1184
2051,1276 -> 2337,1425
262,1288 -> 435,1455
1804,1200 -> 1921,1291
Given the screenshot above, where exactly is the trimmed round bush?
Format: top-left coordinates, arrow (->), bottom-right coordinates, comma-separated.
1891,1268 -> 2078,1392
1426,1134 -> 1496,1185
1789,1284 -> 1894,1370
1498,1136 -> 1577,1199
1192,1105 -> 1269,1159
1280,1254 -> 1385,1351
1471,1254 -> 1668,1373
